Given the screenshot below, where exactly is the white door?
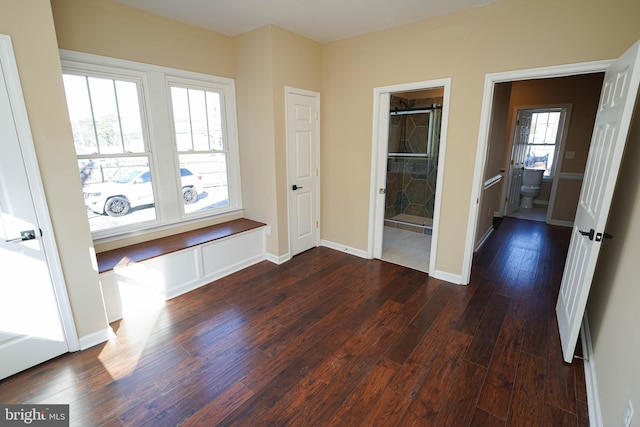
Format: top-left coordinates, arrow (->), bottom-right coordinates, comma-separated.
556,40 -> 640,363
286,87 -> 319,256
504,110 -> 532,215
0,35 -> 71,379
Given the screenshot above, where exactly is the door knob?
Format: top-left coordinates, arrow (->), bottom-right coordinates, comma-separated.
5,229 -> 36,243
579,229 -> 595,240
292,185 -> 303,191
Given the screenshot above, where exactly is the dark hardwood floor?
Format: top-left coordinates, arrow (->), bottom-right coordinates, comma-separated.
0,217 -> 589,426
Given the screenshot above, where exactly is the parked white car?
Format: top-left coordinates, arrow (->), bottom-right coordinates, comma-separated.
84,167 -> 204,217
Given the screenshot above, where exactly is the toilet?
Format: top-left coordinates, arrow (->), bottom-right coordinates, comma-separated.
520,168 -> 545,209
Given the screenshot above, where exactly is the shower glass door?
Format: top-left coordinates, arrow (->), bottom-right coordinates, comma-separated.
384,95 -> 441,230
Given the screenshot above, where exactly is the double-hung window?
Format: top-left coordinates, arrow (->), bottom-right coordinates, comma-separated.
61,51 -> 241,239
520,109 -> 567,178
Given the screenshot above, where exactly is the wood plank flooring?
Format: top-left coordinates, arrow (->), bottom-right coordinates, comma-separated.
0,217 -> 589,426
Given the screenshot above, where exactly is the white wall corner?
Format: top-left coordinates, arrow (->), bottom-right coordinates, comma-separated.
321,239 -> 370,259
429,269 -> 465,285
78,326 -> 115,351
581,315 -> 603,427
265,252 -> 291,264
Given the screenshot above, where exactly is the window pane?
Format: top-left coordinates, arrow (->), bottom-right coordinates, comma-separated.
529,111 -> 561,145
170,87 -> 193,151
179,153 -> 229,214
189,89 -> 209,151
524,145 -> 555,176
63,75 -> 98,155
80,156 -> 157,232
88,77 -> 124,154
206,91 -> 224,151
115,80 -> 145,153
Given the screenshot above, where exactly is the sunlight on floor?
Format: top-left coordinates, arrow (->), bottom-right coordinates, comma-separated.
381,226 -> 431,273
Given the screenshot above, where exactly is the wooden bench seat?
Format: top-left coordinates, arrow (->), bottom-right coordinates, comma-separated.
96,218 -> 265,273
97,218 -> 267,322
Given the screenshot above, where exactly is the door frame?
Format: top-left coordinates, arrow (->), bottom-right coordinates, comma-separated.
0,35 -> 79,351
369,78 -> 451,281
465,60 -> 613,285
285,86 -> 320,256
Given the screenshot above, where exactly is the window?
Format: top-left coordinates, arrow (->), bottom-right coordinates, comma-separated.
61,51 -> 241,239
168,84 -> 230,214
519,109 -> 566,177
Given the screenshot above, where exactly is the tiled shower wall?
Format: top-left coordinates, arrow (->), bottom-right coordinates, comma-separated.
385,95 -> 442,225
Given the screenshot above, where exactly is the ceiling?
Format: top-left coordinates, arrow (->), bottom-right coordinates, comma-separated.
113,0 -> 497,44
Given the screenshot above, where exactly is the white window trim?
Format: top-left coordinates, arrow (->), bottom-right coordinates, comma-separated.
60,50 -> 243,243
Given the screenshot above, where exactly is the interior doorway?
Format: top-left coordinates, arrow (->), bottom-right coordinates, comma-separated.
369,79 -> 451,278
464,61 -> 611,283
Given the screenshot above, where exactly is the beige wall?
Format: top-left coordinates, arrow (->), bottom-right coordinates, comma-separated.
321,0 -> 640,275
233,27 -> 279,254
234,25 -> 322,256
587,97 -> 640,426
475,82 -> 511,246
271,26 -> 322,254
50,0 -> 234,77
0,0 -> 108,338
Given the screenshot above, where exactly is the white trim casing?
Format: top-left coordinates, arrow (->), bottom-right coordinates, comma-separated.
369,78 -> 452,280
464,60 -> 613,284
0,35 -> 80,351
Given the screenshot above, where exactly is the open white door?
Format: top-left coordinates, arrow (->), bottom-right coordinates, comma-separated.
0,35 -> 74,380
286,87 -> 320,257
504,110 -> 532,215
556,40 -> 640,363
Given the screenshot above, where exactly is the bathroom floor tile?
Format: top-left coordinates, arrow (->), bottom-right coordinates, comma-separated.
381,226 -> 431,273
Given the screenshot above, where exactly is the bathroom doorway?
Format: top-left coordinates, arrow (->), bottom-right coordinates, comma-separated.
382,90 -> 442,271
369,79 -> 451,277
503,106 -> 570,223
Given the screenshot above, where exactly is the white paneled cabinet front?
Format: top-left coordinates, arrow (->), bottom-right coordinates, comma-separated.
100,227 -> 266,322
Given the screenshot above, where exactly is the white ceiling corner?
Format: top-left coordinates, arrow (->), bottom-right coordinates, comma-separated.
113,0 -> 498,43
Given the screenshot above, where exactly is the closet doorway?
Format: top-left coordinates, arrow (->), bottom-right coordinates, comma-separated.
369,79 -> 451,277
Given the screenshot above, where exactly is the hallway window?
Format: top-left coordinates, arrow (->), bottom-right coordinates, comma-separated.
523,111 -> 563,177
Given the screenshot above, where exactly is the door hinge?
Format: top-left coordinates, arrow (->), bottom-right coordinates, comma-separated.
505,197 -> 509,202
316,168 -> 318,176
316,221 -> 319,228
315,111 -> 319,120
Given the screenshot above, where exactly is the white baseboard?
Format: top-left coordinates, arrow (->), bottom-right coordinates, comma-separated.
266,252 -> 291,264
533,199 -> 549,206
475,227 -> 493,252
78,326 -> 115,350
581,315 -> 603,427
548,219 -> 574,228
321,239 -> 369,259
429,269 -> 465,285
